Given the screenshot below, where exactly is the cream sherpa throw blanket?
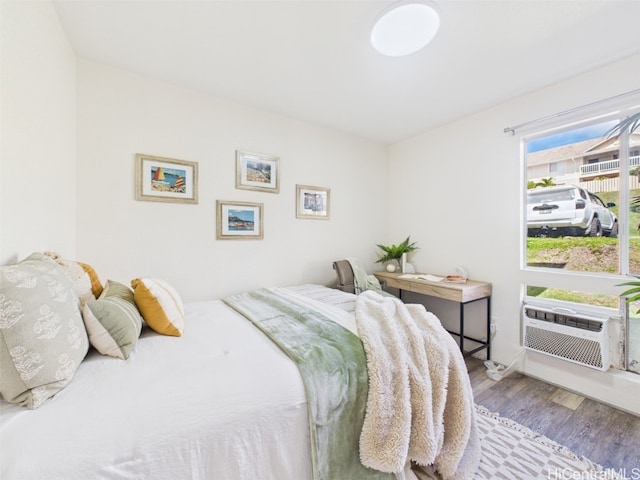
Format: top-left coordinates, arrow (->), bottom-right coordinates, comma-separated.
355,291 -> 481,480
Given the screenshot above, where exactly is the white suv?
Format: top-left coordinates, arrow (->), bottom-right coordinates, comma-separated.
527,185 -> 618,238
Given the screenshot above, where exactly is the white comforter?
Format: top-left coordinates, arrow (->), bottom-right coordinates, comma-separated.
0,299 -> 313,480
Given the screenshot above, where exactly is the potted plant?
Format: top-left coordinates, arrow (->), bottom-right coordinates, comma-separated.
375,236 -> 418,272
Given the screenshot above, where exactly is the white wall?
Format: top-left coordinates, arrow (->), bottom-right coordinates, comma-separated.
389,53 -> 640,414
76,60 -> 389,301
0,0 -> 77,266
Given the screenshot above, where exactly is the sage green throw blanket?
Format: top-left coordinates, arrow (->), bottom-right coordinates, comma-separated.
223,288 -> 393,480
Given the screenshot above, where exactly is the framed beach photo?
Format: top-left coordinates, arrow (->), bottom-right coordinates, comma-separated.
236,150 -> 279,193
135,153 -> 198,204
296,184 -> 330,220
216,200 -> 264,240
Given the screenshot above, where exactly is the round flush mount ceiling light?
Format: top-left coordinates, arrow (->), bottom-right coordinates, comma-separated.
370,0 -> 441,57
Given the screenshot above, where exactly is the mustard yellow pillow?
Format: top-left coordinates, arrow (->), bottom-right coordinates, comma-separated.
131,278 -> 184,336
78,261 -> 103,298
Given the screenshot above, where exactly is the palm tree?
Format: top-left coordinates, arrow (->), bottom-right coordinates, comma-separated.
607,112 -> 640,207
527,177 -> 556,189
606,111 -> 640,138
536,177 -> 556,187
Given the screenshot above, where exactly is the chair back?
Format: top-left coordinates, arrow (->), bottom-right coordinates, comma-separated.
332,260 -> 355,294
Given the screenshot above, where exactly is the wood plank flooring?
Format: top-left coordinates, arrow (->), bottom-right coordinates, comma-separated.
465,357 -> 640,473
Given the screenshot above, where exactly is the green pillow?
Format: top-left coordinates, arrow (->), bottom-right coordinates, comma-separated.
82,280 -> 143,359
0,253 -> 89,409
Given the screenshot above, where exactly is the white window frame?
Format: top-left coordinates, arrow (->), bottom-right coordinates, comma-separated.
519,103 -> 640,373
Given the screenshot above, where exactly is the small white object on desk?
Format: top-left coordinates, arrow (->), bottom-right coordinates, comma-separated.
455,266 -> 469,278
398,273 -> 444,282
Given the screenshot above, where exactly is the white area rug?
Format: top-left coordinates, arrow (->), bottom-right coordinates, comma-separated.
414,404 -> 627,480
470,404 -> 627,480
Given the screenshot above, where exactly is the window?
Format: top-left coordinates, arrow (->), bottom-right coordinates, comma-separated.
525,119 -> 622,273
523,105 -> 640,373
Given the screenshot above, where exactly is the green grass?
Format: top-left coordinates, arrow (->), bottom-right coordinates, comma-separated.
526,187 -> 640,305
527,236 -> 640,271
526,286 -> 619,308
527,236 -> 618,254
526,236 -> 640,307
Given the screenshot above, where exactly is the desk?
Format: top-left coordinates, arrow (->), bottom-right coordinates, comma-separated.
373,271 -> 492,359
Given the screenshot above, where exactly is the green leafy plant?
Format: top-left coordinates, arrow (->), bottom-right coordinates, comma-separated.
375,236 -> 418,266
619,276 -> 640,313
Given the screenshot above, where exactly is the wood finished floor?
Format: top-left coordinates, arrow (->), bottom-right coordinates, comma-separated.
465,357 -> 640,472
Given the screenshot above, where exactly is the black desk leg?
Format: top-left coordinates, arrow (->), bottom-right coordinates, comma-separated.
486,296 -> 491,360
459,302 -> 465,353
458,297 -> 491,360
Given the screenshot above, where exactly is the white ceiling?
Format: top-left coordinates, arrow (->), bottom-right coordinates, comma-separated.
52,0 -> 640,144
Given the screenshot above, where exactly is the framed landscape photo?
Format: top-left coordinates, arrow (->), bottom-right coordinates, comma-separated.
236,150 -> 279,193
135,153 -> 198,204
216,200 -> 264,240
296,184 -> 330,220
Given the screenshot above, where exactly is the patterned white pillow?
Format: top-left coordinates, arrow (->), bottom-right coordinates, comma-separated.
0,253 -> 89,409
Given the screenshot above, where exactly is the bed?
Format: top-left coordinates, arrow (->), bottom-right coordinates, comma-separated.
0,255 -> 478,480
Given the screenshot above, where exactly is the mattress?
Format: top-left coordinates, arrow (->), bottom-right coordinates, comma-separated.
0,285 -> 351,480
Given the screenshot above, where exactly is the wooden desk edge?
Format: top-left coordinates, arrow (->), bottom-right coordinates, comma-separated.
374,271 -> 492,303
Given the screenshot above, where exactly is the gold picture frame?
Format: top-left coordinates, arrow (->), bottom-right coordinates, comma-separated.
296,184 -> 330,220
135,153 -> 198,204
235,150 -> 279,193
216,200 -> 264,240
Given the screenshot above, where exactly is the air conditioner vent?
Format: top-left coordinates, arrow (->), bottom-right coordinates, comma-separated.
522,304 -> 610,371
524,326 -> 604,370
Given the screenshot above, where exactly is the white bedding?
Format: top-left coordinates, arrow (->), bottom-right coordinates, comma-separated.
1,296 -> 324,480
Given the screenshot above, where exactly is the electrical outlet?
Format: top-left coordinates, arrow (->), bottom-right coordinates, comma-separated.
490,323 -> 497,335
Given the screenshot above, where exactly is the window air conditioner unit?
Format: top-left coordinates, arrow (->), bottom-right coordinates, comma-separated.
522,302 -> 610,371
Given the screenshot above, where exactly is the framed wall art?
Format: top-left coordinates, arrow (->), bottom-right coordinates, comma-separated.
296,184 -> 330,220
216,200 -> 264,240
235,150 -> 279,193
135,153 -> 198,204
